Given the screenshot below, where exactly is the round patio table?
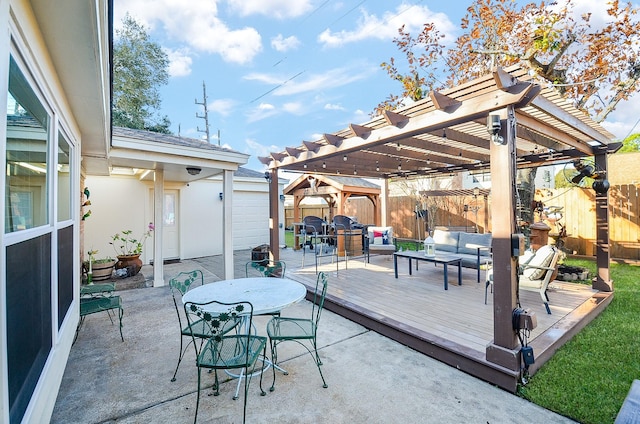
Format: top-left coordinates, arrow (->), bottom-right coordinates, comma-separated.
182,277 -> 307,399
182,277 -> 307,315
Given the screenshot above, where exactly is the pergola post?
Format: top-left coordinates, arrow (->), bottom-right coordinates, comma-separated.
268,169 -> 280,262
485,107 -> 521,372
594,152 -> 613,291
381,179 -> 389,226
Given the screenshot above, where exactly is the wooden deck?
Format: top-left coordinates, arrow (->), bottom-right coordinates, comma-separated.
279,248 -> 613,391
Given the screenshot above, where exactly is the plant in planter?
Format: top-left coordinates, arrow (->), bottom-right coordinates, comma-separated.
83,250 -> 117,283
110,223 -> 154,276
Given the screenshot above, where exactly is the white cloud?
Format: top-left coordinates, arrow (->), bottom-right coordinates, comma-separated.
227,0 -> 313,19
114,0 -> 262,65
245,138 -> 282,159
208,99 -> 238,117
271,34 -> 301,52
243,73 -> 283,85
164,48 -> 192,77
318,3 -> 456,48
246,103 -> 278,123
272,65 -> 374,96
282,102 -> 304,114
602,92 -> 640,140
324,103 -> 345,111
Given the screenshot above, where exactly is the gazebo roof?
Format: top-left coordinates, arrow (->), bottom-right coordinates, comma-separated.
284,174 -> 380,196
260,66 -> 618,179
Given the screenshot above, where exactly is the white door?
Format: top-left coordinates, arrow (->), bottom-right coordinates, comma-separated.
162,190 -> 180,259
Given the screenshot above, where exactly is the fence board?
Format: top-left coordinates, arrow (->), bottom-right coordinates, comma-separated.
285,183 -> 640,260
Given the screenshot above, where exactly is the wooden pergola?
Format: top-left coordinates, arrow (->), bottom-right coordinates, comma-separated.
284,174 -> 382,238
261,65 -> 620,388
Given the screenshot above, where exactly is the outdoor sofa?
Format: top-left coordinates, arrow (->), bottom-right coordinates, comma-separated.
432,228 -> 492,282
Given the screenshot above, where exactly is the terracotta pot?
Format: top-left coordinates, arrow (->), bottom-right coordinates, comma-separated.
90,260 -> 117,281
116,254 -> 143,276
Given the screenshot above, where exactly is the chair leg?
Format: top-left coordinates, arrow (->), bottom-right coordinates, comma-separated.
194,367 -> 202,424
269,340 -> 278,392
311,338 -> 328,388
118,306 -> 124,342
171,336 -> 186,382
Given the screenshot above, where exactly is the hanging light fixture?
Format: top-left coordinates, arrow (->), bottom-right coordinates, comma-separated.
322,161 -> 326,169
396,142 -> 401,151
343,155 -> 347,161
376,161 -> 380,172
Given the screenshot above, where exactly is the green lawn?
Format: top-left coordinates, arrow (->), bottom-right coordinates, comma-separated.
520,259 -> 639,424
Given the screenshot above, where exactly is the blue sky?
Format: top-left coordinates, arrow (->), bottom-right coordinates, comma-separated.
114,0 -> 640,173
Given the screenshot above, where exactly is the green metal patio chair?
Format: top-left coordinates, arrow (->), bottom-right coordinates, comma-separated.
245,260 -> 287,318
77,295 -> 124,342
169,270 -> 231,382
184,300 -> 267,424
245,260 -> 286,278
266,271 -> 329,391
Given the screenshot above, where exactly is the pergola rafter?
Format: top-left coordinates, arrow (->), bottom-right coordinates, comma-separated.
261,66 -> 616,180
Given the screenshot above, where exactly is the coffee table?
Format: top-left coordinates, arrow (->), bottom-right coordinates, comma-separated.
393,250 -> 463,290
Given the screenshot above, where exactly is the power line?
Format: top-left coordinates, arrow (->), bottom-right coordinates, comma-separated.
249,71 -> 306,104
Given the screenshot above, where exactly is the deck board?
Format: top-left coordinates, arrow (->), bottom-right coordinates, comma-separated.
278,247 -> 608,390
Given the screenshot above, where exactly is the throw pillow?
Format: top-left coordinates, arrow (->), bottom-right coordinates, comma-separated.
372,230 -> 389,245
523,245 -> 556,280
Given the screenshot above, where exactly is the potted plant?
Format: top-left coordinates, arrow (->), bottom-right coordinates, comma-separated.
83,249 -> 117,283
110,223 -> 154,276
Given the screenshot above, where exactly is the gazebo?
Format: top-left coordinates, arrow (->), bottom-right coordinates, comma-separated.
260,65 -> 620,390
284,174 -> 382,243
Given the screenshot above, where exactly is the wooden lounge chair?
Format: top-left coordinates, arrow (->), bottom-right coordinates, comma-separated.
485,245 -> 560,314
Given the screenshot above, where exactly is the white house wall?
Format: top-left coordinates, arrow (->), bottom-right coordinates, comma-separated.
83,175 -> 152,262
178,179 -> 223,258
84,174 -> 284,261
1,1 -> 104,422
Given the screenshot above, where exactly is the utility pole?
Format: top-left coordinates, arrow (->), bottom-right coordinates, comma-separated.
195,81 -> 211,144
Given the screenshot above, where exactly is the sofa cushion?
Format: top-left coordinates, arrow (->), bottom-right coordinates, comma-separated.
523,245 -> 556,280
458,233 -> 492,256
432,230 -> 459,253
368,227 -> 393,246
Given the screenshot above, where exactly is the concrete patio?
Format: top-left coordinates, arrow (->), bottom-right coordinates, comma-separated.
51,248 -> 576,423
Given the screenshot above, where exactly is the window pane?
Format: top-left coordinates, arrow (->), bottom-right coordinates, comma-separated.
57,131 -> 71,221
5,57 -> 50,233
164,193 -> 175,226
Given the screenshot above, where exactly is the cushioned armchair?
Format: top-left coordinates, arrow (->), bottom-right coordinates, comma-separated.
485,245 -> 560,314
365,226 -> 396,262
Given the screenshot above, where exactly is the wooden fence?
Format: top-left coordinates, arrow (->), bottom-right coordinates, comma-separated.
285,184 -> 640,260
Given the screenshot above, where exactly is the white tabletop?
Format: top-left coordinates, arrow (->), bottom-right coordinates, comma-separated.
182,277 -> 307,315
